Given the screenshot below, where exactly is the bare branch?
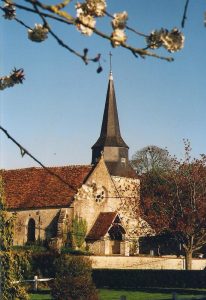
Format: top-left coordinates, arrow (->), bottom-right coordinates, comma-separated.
1,0 -> 176,63
0,126 -> 77,192
181,0 -> 190,28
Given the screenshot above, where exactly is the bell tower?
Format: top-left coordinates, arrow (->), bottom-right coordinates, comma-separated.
91,71 -> 135,177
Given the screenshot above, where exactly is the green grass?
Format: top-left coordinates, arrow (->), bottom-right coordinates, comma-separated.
29,288 -> 206,300
99,289 -> 206,300
30,293 -> 52,300
99,289 -> 169,300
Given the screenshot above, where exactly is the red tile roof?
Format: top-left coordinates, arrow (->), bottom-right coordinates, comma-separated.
86,212 -> 117,241
2,165 -> 92,210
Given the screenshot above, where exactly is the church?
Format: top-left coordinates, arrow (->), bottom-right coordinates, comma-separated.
3,71 -> 149,256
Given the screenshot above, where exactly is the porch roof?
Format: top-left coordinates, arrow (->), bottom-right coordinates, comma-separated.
86,212 -> 118,241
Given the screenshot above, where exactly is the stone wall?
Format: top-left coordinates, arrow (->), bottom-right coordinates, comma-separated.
10,207 -> 73,245
74,157 -> 142,242
9,157 -> 144,251
88,240 -> 130,256
91,255 -> 206,270
73,157 -> 117,233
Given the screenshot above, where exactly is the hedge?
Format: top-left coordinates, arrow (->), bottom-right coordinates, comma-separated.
24,253 -> 206,289
29,252 -> 59,277
92,269 -> 206,289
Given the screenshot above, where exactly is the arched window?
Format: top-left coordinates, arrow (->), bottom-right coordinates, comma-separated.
27,218 -> 36,243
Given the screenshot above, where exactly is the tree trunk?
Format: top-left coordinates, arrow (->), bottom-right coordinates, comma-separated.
185,250 -> 193,270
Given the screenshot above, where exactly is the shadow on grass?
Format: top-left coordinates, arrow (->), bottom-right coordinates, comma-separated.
29,287 -> 206,300
135,287 -> 206,296
110,287 -> 206,299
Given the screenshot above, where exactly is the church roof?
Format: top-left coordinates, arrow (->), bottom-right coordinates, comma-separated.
86,212 -> 118,241
2,165 -> 92,210
92,72 -> 128,149
106,162 -> 138,179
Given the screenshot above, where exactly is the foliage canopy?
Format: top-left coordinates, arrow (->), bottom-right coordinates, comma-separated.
0,175 -> 30,300
140,141 -> 206,269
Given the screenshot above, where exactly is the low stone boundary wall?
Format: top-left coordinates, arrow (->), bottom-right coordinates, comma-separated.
90,255 -> 206,270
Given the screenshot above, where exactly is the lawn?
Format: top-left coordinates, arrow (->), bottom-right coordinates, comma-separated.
30,292 -> 52,300
29,288 -> 206,300
99,289 -> 206,300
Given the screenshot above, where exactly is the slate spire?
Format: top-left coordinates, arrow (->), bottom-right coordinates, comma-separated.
93,71 -> 128,149
92,72 -> 136,178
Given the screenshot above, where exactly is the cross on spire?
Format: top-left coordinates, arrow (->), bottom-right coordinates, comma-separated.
109,52 -> 112,72
109,52 -> 113,80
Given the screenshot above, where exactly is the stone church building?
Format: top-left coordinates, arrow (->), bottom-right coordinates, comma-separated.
3,72 -> 149,256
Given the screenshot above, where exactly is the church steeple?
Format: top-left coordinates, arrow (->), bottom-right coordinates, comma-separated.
92,71 -> 135,177
93,71 -> 128,149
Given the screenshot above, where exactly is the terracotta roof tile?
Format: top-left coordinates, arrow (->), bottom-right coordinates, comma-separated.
2,165 -> 92,210
86,212 -> 117,241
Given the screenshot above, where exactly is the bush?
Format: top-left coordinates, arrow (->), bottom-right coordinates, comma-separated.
13,244 -> 48,253
51,255 -> 98,300
0,250 -> 30,300
61,247 -> 92,256
92,269 -> 206,289
0,175 -> 30,300
29,252 -> 58,278
68,215 -> 87,250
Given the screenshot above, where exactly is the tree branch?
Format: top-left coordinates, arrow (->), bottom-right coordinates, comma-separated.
0,126 -> 77,192
181,0 -> 190,28
2,0 -> 175,63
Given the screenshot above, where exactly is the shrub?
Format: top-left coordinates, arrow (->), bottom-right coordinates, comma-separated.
92,269 -> 206,289
68,215 -> 87,250
51,255 -> 98,300
0,250 -> 30,300
13,244 -> 48,253
29,252 -> 58,278
0,175 -> 29,299
61,247 -> 92,256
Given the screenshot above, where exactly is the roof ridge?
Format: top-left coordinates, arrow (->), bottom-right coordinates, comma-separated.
4,164 -> 92,171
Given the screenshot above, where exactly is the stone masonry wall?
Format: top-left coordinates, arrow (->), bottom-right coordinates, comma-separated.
73,157 -> 151,250
73,157 -> 121,233
10,208 -> 70,245
111,176 -> 140,239
91,256 -> 206,270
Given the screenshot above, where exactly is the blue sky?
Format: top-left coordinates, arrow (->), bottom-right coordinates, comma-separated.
1,1 -> 206,170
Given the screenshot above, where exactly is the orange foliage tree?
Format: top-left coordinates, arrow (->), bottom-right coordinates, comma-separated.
140,141 -> 206,270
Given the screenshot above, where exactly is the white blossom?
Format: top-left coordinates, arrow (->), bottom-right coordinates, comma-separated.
28,24 -> 49,42
76,3 -> 85,17
146,28 -> 184,52
77,14 -> 96,36
161,28 -> 185,53
0,69 -> 24,91
76,0 -> 106,17
146,30 -> 163,49
0,77 -> 13,90
86,0 -> 106,17
111,29 -> 127,47
3,3 -> 16,20
112,11 -> 128,30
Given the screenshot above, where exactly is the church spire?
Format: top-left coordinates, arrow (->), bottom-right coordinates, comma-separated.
92,68 -> 135,177
93,71 -> 128,149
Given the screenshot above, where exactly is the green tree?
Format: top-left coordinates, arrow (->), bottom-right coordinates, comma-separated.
131,145 -> 173,175
51,255 -> 98,300
70,215 -> 87,250
0,174 -> 29,300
